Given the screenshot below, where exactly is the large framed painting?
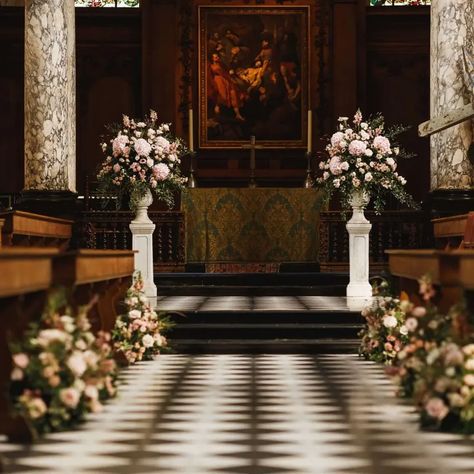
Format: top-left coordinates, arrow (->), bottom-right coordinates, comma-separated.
198,5 -> 309,149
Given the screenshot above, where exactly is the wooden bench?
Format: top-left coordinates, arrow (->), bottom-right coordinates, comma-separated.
0,210 -> 73,250
0,248 -> 135,442
432,212 -> 474,249
53,249 -> 135,332
0,248 -> 59,441
386,249 -> 474,311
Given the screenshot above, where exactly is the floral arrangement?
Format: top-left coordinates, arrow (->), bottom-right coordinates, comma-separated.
359,280 -> 411,364
97,110 -> 187,210
9,291 -> 117,438
316,109 -> 418,213
387,277 -> 474,433
112,275 -> 172,364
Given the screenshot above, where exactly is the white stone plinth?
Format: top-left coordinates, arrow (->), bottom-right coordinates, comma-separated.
346,192 -> 372,299
129,190 -> 157,307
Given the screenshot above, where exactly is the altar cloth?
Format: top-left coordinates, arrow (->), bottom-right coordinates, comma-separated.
181,188 -> 324,263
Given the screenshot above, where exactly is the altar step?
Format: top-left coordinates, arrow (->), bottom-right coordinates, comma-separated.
159,296 -> 364,354
155,272 -> 349,296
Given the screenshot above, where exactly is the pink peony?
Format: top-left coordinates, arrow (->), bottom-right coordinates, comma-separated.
425,397 -> 449,420
112,135 -> 128,156
330,132 -> 345,147
329,156 -> 342,175
348,140 -> 367,156
152,163 -> 170,181
373,136 -> 391,154
134,138 -> 152,157
59,387 -> 81,409
13,353 -> 29,369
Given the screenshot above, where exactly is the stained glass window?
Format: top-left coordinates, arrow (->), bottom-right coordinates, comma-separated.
75,0 -> 140,7
369,0 -> 430,5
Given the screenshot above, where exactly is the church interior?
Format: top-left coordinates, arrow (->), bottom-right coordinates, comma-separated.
0,0 -> 474,473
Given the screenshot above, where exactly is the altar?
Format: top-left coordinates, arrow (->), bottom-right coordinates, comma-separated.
181,188 -> 324,264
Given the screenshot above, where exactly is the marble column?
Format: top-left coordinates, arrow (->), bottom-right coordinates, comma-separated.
24,0 -> 76,192
430,0 -> 474,190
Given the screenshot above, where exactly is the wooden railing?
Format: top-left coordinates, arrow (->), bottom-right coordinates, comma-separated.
319,210 -> 430,273
78,210 -> 185,272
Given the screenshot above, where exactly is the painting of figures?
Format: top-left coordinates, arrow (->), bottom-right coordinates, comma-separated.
198,6 -> 309,148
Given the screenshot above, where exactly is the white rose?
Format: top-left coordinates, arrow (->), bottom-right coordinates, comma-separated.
399,325 -> 408,336
142,334 -> 154,348
323,171 -> 329,180
365,149 -> 373,157
67,352 -> 87,377
382,315 -> 398,328
361,122 -> 368,130
340,161 -> 349,171
146,158 -> 154,168
85,385 -> 99,401
129,310 -> 141,320
333,179 -> 341,188
364,172 -> 373,182
464,358 -> 474,371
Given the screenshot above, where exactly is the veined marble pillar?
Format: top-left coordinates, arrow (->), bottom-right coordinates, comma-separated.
24,0 -> 76,192
430,0 -> 474,190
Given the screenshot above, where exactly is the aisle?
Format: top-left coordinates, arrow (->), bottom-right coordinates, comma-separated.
1,355 -> 474,474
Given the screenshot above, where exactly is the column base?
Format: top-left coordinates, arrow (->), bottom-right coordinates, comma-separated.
346,282 -> 373,299
16,190 -> 80,220
423,189 -> 474,219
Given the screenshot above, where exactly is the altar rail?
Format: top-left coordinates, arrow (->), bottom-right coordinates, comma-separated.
319,210 -> 430,273
79,211 -> 185,272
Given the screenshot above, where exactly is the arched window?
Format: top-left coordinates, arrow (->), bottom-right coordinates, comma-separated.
75,0 -> 140,7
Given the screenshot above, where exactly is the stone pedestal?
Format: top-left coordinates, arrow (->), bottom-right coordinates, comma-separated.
346,192 -> 372,299
129,190 -> 157,307
430,0 -> 474,191
24,0 -> 76,193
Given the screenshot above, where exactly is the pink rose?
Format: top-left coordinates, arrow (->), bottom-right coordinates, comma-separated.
152,163 -> 170,181
59,387 -> 81,409
13,353 -> 29,369
425,397 -> 449,420
67,352 -> 87,377
373,136 -> 391,154
412,306 -> 427,318
113,163 -> 121,173
135,138 -> 152,157
348,140 -> 367,156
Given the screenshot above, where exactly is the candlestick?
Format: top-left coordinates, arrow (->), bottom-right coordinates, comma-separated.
188,108 -> 194,152
307,110 -> 312,153
303,152 -> 314,188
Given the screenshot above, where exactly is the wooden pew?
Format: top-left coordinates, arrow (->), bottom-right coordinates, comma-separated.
386,249 -> 474,311
432,212 -> 474,249
0,248 -> 135,442
53,249 -> 135,333
0,248 -> 58,441
0,210 -> 73,250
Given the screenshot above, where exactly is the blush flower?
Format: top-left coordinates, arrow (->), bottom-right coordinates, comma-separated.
425,397 -> 449,420
13,353 -> 29,369
373,136 -> 391,154
134,138 -> 152,157
59,388 -> 81,409
348,140 -> 367,156
152,163 -> 170,181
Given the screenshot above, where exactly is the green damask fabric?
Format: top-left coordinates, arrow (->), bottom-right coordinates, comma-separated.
181,188 -> 324,263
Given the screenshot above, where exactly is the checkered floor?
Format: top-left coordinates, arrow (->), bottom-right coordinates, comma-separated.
156,296 -> 370,312
1,355 -> 473,474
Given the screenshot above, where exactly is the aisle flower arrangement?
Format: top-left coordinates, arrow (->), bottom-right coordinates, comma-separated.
9,291 -> 118,438
112,275 -> 172,364
361,276 -> 474,433
97,110 -> 187,210
316,109 -> 418,213
359,281 -> 411,364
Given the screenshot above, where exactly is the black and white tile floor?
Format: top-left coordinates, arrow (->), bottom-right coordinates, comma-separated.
156,296 -> 367,312
1,355 -> 473,474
